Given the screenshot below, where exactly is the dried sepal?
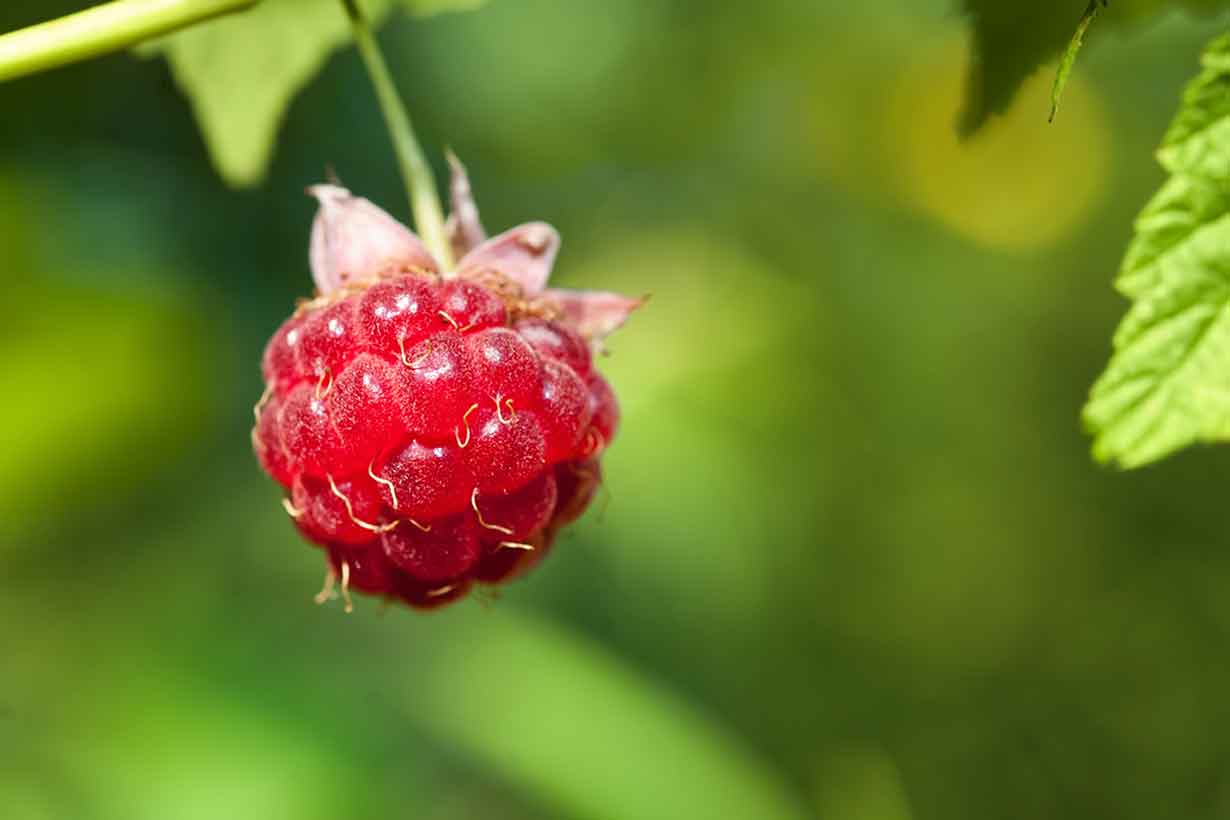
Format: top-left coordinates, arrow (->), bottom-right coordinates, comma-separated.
456,222 -> 561,296
445,150 -> 487,261
308,184 -> 438,295
544,289 -> 646,349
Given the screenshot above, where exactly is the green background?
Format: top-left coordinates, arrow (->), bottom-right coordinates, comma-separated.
4,1 -> 1230,818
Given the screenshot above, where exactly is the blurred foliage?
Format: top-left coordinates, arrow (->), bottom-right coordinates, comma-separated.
5,1 -> 1230,819
886,36 -> 1110,249
960,0 -> 1227,134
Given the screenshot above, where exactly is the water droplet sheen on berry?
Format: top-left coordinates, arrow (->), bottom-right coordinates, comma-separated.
298,300 -> 359,382
467,327 -> 543,407
357,277 -> 439,354
438,279 -> 506,331
263,317 -> 304,387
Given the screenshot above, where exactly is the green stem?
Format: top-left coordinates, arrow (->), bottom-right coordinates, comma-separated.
0,0 -> 259,84
342,0 -> 452,269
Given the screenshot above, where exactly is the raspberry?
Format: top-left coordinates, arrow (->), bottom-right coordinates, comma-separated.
375,439 -> 471,519
438,279 -> 507,331
584,372 -> 620,456
262,315 -> 307,390
381,511 -> 480,582
537,358 -> 592,462
515,317 -> 591,377
293,473 -> 384,546
356,277 -> 440,357
253,176 -> 642,611
298,299 -> 360,384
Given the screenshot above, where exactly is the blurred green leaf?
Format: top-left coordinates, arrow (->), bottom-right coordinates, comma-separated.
400,610 -> 811,820
1085,33 -> 1230,467
140,0 -> 483,186
812,745 -> 914,820
54,668 -> 355,820
960,0 -> 1224,135
0,281 -> 211,548
399,0 -> 485,13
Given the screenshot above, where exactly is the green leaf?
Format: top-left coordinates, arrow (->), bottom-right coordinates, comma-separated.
141,0 -> 483,187
961,0 -> 1225,136
1085,33 -> 1230,468
1049,1 -> 1106,124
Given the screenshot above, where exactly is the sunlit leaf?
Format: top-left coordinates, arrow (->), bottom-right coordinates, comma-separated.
1085,33 -> 1230,467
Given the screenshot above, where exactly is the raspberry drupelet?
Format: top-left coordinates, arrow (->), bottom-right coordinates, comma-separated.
252,158 -> 641,611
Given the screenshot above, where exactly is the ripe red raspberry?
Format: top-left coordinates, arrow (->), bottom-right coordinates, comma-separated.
252,164 -> 641,612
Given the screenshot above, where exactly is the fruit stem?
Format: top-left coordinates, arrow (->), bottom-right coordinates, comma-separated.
0,0 -> 259,84
341,0 -> 454,269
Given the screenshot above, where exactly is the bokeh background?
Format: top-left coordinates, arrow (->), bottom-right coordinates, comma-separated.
4,1 -> 1230,818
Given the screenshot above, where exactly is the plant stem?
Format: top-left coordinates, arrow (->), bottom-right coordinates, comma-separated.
342,0 -> 453,269
0,0 -> 258,84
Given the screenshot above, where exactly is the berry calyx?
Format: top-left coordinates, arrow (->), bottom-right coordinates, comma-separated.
253,162 -> 642,611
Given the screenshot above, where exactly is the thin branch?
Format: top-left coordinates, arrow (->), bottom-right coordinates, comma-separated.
0,0 -> 259,84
